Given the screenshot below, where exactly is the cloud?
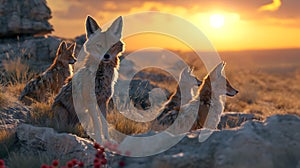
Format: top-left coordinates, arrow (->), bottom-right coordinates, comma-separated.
50,0 -> 300,22
54,4 -> 90,19
275,0 -> 300,18
259,0 -> 282,12
47,0 -> 300,50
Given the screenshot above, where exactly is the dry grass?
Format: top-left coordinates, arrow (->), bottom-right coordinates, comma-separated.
1,57 -> 35,85
6,83 -> 26,97
0,129 -> 17,158
107,111 -> 150,135
27,101 -> 87,137
222,52 -> 300,119
0,84 -> 8,109
28,102 -> 53,127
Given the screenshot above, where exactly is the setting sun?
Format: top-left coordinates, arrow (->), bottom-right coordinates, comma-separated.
210,14 -> 225,28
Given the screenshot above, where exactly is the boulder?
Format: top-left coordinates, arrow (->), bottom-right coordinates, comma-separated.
0,102 -> 30,130
114,115 -> 300,168
0,0 -> 53,37
16,124 -> 96,166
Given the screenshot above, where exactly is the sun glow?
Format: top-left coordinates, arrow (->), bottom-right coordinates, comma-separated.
210,14 -> 225,28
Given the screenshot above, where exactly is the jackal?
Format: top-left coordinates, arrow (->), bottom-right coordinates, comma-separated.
152,62 -> 238,131
19,41 -> 76,104
52,16 -> 124,136
154,67 -> 201,126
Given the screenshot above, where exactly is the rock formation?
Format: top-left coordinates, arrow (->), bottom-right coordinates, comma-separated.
16,124 -> 96,166
114,115 -> 300,168
0,0 -> 53,38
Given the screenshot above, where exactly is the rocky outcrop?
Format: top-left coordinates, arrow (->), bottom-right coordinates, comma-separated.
9,114 -> 300,168
16,124 -> 96,166
0,36 -> 61,68
0,102 -> 30,130
0,0 -> 53,37
218,112 -> 261,129
0,0 -> 60,84
115,115 -> 300,168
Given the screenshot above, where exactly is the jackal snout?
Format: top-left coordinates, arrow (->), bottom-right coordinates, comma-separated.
226,80 -> 238,97
103,41 -> 124,63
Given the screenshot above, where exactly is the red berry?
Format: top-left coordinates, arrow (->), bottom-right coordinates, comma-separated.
99,146 -> 105,152
119,161 -> 125,167
94,162 -> 101,168
101,158 -> 107,165
72,159 -> 78,165
48,166 -> 54,168
95,153 -> 103,159
94,158 -> 100,163
0,166 -> 5,168
41,164 -> 48,168
96,150 -> 105,158
97,150 -> 104,155
78,162 -> 84,167
52,160 -> 59,167
0,160 -> 4,166
67,161 -> 74,168
93,143 -> 101,149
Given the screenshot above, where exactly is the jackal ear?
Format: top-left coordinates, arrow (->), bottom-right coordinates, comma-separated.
189,66 -> 195,74
57,41 -> 68,55
71,42 -> 77,55
107,16 -> 123,40
68,43 -> 76,51
68,43 -> 77,57
179,67 -> 190,80
210,61 -> 225,79
85,15 -> 101,39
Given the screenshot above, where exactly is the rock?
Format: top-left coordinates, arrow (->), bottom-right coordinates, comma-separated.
0,36 -> 61,65
16,124 -> 96,166
0,0 -> 53,37
113,79 -> 163,111
0,0 -> 58,84
217,112 -> 262,129
115,115 -> 300,168
0,102 -> 30,130
74,34 -> 86,46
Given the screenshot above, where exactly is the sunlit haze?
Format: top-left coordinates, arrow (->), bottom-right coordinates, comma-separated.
47,0 -> 300,51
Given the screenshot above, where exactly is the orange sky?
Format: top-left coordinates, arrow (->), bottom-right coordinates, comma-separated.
47,0 -> 300,51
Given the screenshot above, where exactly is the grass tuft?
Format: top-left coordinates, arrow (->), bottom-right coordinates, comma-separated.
2,57 -> 35,85
0,129 -> 17,158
